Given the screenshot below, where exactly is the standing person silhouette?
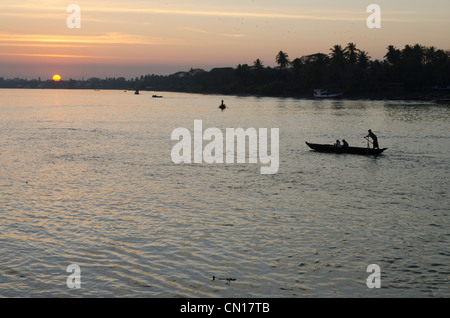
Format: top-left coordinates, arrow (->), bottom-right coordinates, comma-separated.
366,129 -> 379,149
219,100 -> 226,111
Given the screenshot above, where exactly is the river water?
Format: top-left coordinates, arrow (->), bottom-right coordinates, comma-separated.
0,89 -> 448,297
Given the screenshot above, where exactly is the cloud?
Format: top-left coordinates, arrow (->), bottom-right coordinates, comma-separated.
0,2 -> 365,22
0,32 -> 179,46
0,52 -> 122,59
179,26 -> 246,39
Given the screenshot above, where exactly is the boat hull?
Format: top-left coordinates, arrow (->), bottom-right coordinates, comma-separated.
314,93 -> 343,98
314,89 -> 343,98
306,142 -> 387,155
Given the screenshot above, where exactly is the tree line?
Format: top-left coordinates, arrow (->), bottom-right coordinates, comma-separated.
184,43 -> 449,97
1,43 -> 449,98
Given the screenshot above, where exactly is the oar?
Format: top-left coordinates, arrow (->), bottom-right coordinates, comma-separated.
364,136 -> 373,148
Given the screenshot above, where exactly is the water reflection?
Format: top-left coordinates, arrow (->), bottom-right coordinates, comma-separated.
384,102 -> 450,122
0,90 -> 449,297
331,101 -> 344,109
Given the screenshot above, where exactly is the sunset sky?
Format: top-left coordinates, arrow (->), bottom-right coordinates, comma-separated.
1,0 -> 449,80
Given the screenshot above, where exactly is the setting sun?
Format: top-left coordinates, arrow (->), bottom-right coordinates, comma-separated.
53,74 -> 61,81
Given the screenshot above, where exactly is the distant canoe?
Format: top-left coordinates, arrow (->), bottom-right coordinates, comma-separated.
432,85 -> 450,91
152,95 -> 163,98
314,89 -> 343,98
306,142 -> 387,155
435,99 -> 450,104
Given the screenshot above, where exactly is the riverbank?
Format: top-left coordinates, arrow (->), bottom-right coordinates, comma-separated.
174,86 -> 450,102
2,86 -> 449,103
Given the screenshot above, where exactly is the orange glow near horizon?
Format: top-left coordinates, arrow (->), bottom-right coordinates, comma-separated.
53,74 -> 61,81
0,0 -> 449,79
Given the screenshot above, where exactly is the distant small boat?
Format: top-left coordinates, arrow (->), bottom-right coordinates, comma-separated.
314,89 -> 343,98
432,85 -> 450,91
152,95 -> 163,98
135,89 -> 140,95
219,100 -> 227,111
306,142 -> 387,155
435,99 -> 450,104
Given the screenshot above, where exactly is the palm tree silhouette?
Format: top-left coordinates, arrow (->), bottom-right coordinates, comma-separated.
344,42 -> 359,64
276,51 -> 290,70
384,45 -> 401,65
253,58 -> 264,70
357,50 -> 371,68
330,44 -> 346,66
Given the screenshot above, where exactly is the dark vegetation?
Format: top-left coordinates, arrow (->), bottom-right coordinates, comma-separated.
2,43 -> 449,99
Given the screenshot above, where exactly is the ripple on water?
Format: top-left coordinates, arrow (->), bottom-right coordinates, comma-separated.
1,91 -> 449,297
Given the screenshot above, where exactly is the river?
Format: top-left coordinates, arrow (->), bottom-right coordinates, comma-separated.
0,89 -> 448,297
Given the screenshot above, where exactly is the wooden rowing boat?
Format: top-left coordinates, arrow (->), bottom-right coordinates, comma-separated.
306,142 -> 387,155
314,89 -> 343,98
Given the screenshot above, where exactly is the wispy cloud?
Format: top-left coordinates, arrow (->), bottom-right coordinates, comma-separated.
0,43 -> 98,48
0,52 -> 122,59
179,26 -> 246,39
222,33 -> 246,38
1,2 -> 447,25
83,7 -> 368,22
0,32 -> 178,46
179,27 -> 211,34
0,3 -> 364,22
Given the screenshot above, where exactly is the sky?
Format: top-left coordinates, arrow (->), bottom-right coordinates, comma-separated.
0,0 -> 449,80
